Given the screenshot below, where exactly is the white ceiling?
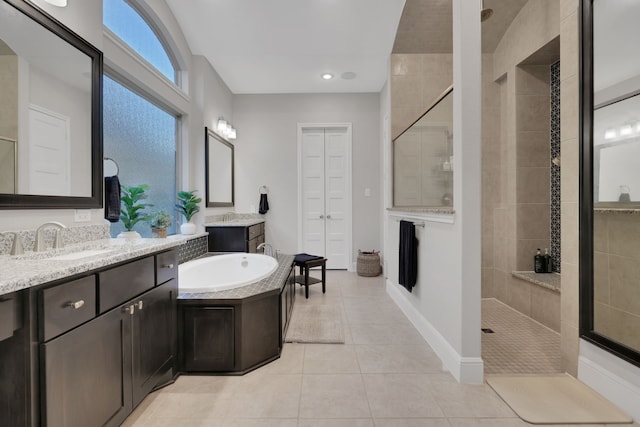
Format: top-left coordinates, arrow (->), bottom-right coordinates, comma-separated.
165,0 -> 406,94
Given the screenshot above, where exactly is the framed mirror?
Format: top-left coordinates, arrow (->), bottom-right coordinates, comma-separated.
0,0 -> 103,209
580,0 -> 640,367
205,127 -> 234,207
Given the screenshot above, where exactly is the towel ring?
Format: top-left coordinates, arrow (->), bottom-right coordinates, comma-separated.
259,185 -> 269,194
104,157 -> 120,177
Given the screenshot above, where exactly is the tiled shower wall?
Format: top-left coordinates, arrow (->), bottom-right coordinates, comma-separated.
550,61 -> 561,273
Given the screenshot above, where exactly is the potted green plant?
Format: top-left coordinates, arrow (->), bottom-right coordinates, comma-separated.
176,190 -> 201,235
149,209 -> 173,238
119,184 -> 151,239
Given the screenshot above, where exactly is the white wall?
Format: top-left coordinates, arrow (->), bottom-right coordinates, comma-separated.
383,0 -> 483,384
233,93 -> 381,260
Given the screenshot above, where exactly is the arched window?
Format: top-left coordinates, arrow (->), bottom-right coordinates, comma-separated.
104,0 -> 176,82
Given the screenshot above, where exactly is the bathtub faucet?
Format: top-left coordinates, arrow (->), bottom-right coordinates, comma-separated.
257,243 -> 275,258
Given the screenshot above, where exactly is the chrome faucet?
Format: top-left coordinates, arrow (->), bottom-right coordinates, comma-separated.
35,221 -> 66,252
1,231 -> 24,255
257,242 -> 275,257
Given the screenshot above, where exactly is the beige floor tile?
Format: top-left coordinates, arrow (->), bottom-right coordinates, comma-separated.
257,343 -> 306,374
363,373 -> 444,418
221,420 -> 298,427
356,344 -> 443,374
225,375 -> 301,418
374,419 -> 451,427
299,419 -> 375,427
138,393 -> 234,420
447,419 -> 526,427
350,322 -> 425,345
303,343 -> 361,374
299,374 -> 371,419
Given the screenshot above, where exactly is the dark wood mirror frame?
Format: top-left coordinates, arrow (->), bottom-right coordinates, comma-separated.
579,0 -> 640,368
0,0 -> 103,209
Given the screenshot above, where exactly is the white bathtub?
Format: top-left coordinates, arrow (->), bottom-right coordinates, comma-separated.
179,253 -> 279,293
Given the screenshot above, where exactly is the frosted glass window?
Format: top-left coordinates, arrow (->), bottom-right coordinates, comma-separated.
103,0 -> 175,82
104,76 -> 177,237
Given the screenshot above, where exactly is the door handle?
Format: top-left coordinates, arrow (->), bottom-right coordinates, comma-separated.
326,214 -> 332,219
319,215 -> 324,219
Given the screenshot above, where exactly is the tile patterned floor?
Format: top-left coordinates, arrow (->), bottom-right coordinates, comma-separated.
482,298 -> 562,375
123,272 -> 637,426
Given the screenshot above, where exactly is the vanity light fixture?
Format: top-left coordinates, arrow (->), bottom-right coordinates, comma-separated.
604,128 -> 617,140
321,73 -> 333,80
44,0 -> 68,6
620,124 -> 633,136
216,117 -> 236,140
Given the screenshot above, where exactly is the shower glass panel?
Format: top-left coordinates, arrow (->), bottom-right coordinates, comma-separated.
581,0 -> 640,367
393,86 -> 453,208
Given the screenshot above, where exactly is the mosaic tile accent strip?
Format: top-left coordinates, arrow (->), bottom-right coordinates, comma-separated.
178,236 -> 208,264
550,61 -> 561,273
482,298 -> 561,375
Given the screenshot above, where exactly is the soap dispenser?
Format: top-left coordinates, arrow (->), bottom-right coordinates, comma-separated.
534,248 -> 544,273
543,248 -> 552,273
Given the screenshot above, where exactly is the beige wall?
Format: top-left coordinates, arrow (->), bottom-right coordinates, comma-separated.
390,54 -> 452,140
559,0 -> 581,376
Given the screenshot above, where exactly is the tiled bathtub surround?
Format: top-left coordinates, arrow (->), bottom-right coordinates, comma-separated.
0,224 -> 111,255
178,235 -> 208,264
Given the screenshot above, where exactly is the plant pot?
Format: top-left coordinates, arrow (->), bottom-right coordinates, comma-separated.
180,221 -> 196,235
151,228 -> 167,238
117,230 -> 141,240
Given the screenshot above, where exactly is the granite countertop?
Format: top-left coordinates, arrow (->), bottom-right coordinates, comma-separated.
387,207 -> 455,215
178,253 -> 294,301
512,271 -> 561,293
0,233 -> 207,296
204,219 -> 265,227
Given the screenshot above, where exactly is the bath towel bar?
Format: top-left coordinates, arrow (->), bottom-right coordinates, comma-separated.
395,219 -> 425,228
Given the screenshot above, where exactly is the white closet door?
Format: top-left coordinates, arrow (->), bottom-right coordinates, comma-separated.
28,106 -> 70,196
324,129 -> 348,269
300,127 -> 349,270
301,129 -> 326,258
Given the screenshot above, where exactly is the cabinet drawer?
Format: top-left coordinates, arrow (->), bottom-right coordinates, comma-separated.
247,223 -> 263,241
156,249 -> 178,285
99,257 -> 154,313
42,276 -> 96,341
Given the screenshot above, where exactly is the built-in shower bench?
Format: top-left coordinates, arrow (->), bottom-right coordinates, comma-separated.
504,271 -> 561,333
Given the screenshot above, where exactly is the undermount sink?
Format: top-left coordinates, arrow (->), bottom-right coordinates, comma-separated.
47,248 -> 115,261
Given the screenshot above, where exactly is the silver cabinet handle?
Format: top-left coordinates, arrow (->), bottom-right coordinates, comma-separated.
123,304 -> 135,315
163,264 -> 174,269
67,300 -> 85,310
137,300 -> 144,310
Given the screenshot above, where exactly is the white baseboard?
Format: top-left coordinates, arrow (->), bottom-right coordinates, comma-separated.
386,279 -> 484,384
579,341 -> 640,421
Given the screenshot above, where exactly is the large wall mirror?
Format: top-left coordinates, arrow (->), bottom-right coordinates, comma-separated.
205,127 -> 234,208
0,0 -> 102,209
581,0 -> 640,367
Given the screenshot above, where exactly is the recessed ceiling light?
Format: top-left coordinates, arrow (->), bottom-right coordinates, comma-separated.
341,72 -> 357,80
44,0 -> 68,6
321,73 -> 333,80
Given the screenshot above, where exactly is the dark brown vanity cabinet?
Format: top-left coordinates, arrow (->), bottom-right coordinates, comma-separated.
39,249 -> 178,427
206,222 -> 265,253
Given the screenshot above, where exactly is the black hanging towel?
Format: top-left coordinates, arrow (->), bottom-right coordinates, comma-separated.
259,193 -> 269,214
104,175 -> 121,223
398,220 -> 418,292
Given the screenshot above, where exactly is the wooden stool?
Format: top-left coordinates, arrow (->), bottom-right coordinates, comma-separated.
294,256 -> 326,299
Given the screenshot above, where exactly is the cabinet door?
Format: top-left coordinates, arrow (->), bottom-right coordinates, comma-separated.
182,306 -> 234,372
131,280 -> 177,407
42,306 -> 132,427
